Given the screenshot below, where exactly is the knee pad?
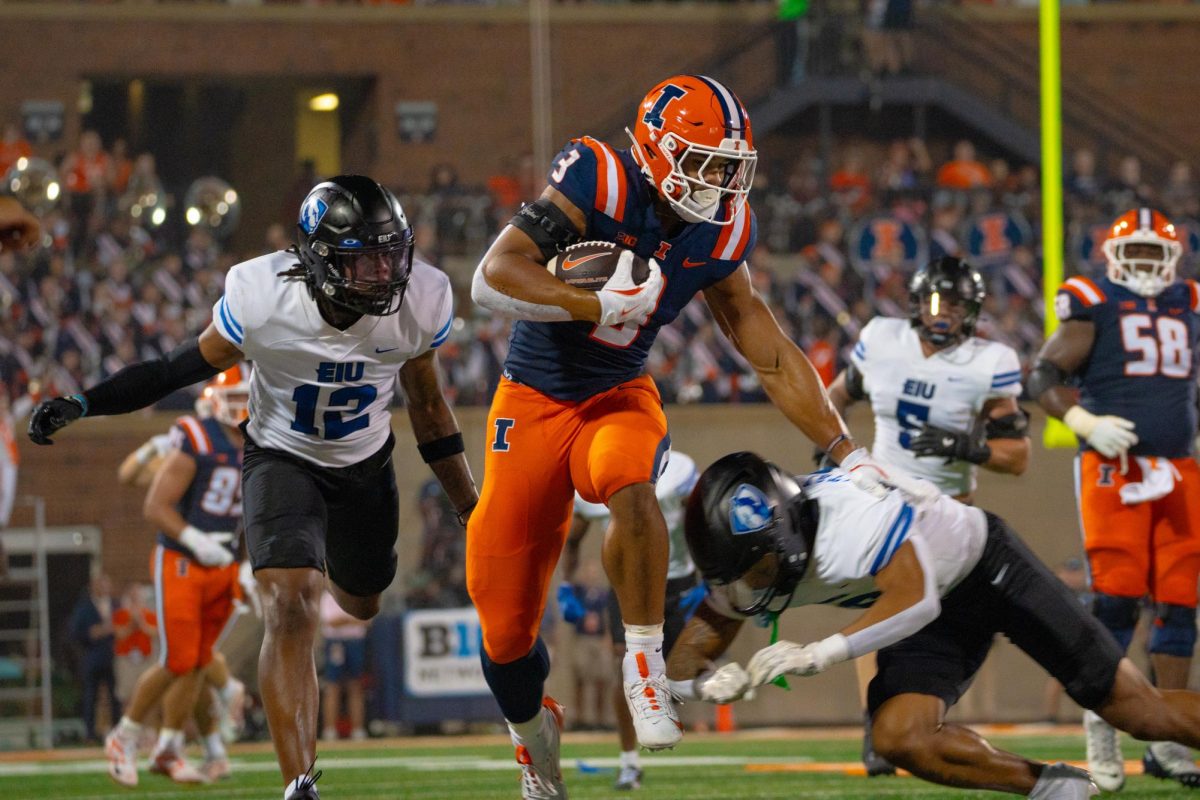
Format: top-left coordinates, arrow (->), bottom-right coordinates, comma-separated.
1149,603 -> 1197,658
1092,593 -> 1140,651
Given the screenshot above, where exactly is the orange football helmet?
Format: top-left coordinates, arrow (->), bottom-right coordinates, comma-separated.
627,75 -> 756,225
1101,207 -> 1182,297
201,363 -> 251,428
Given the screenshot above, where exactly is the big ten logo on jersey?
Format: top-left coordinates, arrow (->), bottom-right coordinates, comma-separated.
897,379 -> 936,448
290,360 -> 376,441
417,617 -> 483,660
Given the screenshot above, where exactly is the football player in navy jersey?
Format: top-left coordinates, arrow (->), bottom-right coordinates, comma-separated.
470,74 -> 933,798
104,366 -> 249,787
1030,207 -> 1200,791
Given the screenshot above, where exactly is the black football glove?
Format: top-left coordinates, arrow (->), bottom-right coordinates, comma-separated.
909,420 -> 991,465
28,396 -> 85,445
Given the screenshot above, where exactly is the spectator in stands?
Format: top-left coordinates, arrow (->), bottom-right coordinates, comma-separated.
562,560 -> 613,731
1103,154 -> 1155,215
1066,147 -> 1102,207
69,571 -> 119,743
936,139 -> 993,191
1161,160 -> 1198,221
862,0 -> 914,78
320,590 -> 370,742
0,122 -> 32,179
112,583 -> 156,708
876,138 -> 931,201
61,130 -> 111,258
830,148 -> 873,217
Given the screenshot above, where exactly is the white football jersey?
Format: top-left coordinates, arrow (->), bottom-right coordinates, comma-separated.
710,470 -> 987,619
574,452 -> 699,580
212,250 -> 453,468
851,317 -> 1022,496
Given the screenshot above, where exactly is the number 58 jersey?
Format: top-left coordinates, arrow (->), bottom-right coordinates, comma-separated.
212,250 -> 454,468
1056,275 -> 1200,457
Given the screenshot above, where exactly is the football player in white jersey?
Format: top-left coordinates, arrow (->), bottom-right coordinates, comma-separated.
669,452 -> 1200,800
826,256 -> 1030,774
560,451 -> 703,791
28,176 -> 478,800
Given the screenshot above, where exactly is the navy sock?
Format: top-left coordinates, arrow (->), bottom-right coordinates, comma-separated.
481,637 -> 550,724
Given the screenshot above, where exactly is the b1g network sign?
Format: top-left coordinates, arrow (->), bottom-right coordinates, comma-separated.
403,607 -> 488,697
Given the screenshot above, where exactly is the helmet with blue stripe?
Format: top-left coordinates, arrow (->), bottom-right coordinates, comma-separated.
627,75 -> 757,226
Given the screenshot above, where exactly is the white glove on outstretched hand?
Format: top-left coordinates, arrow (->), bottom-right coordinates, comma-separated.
180,526 -> 235,568
747,637 -> 849,686
696,663 -> 754,704
1063,405 -> 1138,459
840,447 -> 940,506
595,253 -> 664,328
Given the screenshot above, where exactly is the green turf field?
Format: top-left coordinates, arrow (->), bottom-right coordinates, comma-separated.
0,729 -> 1184,799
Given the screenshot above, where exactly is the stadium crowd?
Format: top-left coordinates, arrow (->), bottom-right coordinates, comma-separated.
1,126 -> 1197,416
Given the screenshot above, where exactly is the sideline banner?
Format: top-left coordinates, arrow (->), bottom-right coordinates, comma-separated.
402,607 -> 489,698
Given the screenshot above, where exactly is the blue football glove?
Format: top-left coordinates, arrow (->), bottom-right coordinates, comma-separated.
556,582 -> 586,624
677,583 -> 709,620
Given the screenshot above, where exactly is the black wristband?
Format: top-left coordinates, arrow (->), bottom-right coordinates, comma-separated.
83,339 -> 221,417
417,432 -> 465,464
456,501 -> 478,528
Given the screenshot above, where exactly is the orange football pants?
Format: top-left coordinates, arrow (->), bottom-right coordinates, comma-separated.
1076,452 -> 1200,606
467,375 -> 669,664
152,545 -> 241,675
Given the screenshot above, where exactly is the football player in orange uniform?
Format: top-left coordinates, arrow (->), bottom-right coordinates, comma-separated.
104,367 -> 251,786
1030,208 -> 1200,791
470,74 -> 933,798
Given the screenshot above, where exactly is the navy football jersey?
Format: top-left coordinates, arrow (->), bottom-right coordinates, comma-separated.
1056,275 -> 1200,457
158,415 -> 243,560
503,137 -> 758,401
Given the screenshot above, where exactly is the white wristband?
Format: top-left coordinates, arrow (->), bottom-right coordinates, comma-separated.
811,634 -> 851,670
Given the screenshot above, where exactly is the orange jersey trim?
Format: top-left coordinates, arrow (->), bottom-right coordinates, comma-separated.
711,203 -> 752,261
1189,280 -> 1200,313
581,137 -> 627,223
1060,276 -> 1106,307
176,415 -> 212,455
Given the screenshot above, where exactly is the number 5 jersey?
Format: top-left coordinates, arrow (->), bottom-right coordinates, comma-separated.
850,316 -> 1022,496
212,250 -> 454,468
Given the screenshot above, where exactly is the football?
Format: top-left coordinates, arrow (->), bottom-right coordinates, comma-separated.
547,241 -> 651,292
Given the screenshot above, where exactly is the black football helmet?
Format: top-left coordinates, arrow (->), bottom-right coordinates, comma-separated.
684,451 -> 817,616
296,175 -> 414,316
908,256 -> 986,347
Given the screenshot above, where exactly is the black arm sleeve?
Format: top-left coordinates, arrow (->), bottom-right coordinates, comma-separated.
1025,359 -> 1069,402
82,339 -> 221,417
843,362 -> 867,401
509,200 -> 582,262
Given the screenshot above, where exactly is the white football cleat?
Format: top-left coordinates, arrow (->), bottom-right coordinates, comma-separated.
1083,710 -> 1125,792
201,755 -> 232,782
1028,762 -> 1098,800
511,696 -> 567,799
104,727 -> 139,787
149,749 -> 208,784
623,652 -> 682,751
1143,741 -> 1200,788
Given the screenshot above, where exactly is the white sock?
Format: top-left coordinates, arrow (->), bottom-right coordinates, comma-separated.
204,731 -> 226,760
623,626 -> 665,683
116,716 -> 142,737
508,711 -> 545,742
619,749 -> 640,769
155,728 -> 180,755
218,678 -> 241,706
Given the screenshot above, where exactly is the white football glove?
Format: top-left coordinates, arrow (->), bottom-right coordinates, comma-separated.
595,253 -> 664,328
1063,406 -> 1138,459
839,447 -> 939,506
696,663 -> 754,704
180,526 -> 235,568
747,641 -> 825,686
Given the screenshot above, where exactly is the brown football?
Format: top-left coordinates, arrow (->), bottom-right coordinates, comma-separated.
547,241 -> 650,292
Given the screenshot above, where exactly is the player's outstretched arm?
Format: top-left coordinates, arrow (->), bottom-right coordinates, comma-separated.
472,187 -> 602,322
665,600 -> 752,703
398,350 -> 478,525
704,265 -> 856,463
28,325 -> 243,445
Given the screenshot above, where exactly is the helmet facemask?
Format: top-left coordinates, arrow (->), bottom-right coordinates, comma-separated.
1103,237 -> 1181,298
308,232 -> 414,317
655,135 -> 756,224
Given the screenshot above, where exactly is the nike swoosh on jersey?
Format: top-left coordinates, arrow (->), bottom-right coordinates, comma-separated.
561,252 -> 610,271
376,346 -> 399,353
682,258 -> 706,268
